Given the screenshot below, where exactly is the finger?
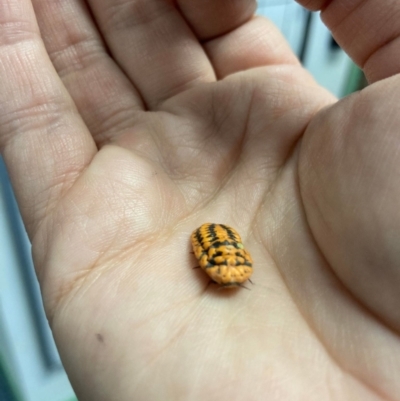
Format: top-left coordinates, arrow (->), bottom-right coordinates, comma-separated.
204,16 -> 300,79
0,0 -> 96,237
176,0 -> 257,40
297,0 -> 400,83
89,0 -> 216,109
31,0 -> 144,145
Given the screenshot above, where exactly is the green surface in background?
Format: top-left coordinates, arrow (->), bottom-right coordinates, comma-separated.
0,351 -> 78,401
0,352 -> 21,401
342,63 -> 366,96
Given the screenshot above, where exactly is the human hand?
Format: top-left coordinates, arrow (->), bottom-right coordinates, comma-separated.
1,0 -> 400,399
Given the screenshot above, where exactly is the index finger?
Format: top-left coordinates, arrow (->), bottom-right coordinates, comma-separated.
297,0 -> 400,83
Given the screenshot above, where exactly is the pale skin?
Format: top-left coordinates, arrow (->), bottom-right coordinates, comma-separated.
1,0 -> 400,399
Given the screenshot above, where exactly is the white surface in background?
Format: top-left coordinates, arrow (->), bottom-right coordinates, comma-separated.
257,0 -> 307,56
0,179 -> 75,401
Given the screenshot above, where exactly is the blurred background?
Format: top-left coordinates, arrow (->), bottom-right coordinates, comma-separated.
0,2 -> 366,401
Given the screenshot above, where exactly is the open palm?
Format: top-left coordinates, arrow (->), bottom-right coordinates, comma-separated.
1,0 -> 400,400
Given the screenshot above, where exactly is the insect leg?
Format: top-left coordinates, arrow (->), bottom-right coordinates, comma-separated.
238,283 -> 251,290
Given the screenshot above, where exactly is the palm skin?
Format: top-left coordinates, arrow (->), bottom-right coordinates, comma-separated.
1,0 -> 400,400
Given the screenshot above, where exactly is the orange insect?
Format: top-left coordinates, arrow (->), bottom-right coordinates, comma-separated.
191,223 -> 253,289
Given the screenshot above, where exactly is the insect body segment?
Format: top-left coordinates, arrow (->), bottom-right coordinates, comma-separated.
191,223 -> 253,288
